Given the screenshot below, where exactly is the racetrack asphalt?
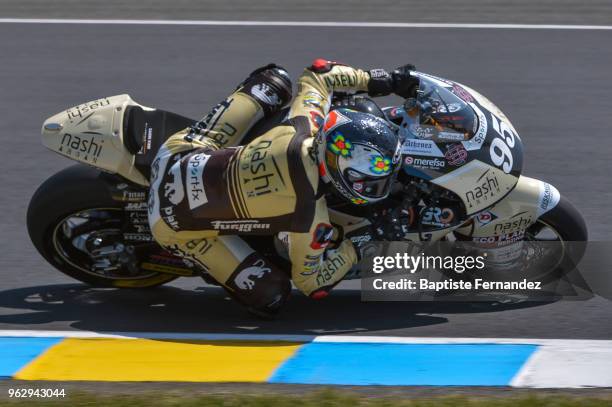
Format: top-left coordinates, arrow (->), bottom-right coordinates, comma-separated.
0,18 -> 611,339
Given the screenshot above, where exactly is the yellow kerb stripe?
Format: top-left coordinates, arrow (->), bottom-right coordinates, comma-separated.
15,338 -> 301,382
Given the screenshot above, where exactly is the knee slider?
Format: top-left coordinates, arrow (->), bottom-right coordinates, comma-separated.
226,253 -> 291,315
237,63 -> 293,117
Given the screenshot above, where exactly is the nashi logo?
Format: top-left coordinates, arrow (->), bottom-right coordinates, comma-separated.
58,133 -> 104,163
464,169 -> 501,209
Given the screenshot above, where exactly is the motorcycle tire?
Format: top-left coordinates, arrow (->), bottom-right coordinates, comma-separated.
27,164 -> 178,288
527,195 -> 588,274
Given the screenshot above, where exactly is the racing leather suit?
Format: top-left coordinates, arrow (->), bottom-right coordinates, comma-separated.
147,60 -> 382,312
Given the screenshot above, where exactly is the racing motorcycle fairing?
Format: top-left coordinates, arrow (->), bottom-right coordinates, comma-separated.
431,159 -> 518,216
455,175 -> 561,240
392,72 -> 524,216
42,94 -> 150,185
41,94 -> 196,186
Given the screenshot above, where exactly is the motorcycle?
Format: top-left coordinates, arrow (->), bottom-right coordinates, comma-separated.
27,70 -> 588,289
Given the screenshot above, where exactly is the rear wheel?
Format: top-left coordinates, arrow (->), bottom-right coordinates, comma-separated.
27,164 -> 181,288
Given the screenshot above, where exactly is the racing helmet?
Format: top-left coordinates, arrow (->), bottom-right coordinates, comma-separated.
315,108 -> 401,205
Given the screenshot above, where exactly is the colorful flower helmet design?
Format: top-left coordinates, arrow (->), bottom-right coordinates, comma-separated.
351,197 -> 369,205
327,132 -> 353,157
370,155 -> 392,175
315,108 -> 401,206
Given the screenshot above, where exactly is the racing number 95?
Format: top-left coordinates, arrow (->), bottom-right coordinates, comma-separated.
489,113 -> 517,174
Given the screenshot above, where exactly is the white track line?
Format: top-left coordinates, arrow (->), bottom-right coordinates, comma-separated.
0,18 -> 612,30
1,330 -> 612,346
0,330 -> 315,341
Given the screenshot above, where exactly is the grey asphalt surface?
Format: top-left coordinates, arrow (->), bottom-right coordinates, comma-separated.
2,0 -> 612,25
0,18 -> 611,339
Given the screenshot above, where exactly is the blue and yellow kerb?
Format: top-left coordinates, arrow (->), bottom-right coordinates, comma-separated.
0,334 -> 537,385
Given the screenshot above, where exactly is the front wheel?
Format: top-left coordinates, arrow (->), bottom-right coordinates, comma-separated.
524,195 -> 588,276
27,164 -> 182,288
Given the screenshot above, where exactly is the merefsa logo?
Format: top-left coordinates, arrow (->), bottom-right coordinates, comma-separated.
404,156 -> 445,168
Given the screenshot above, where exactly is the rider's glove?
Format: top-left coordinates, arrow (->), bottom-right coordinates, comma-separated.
367,68 -> 394,97
370,206 -> 411,241
346,224 -> 380,261
391,64 -> 419,98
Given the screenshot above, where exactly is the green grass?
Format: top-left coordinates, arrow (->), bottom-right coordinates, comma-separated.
1,390 -> 611,407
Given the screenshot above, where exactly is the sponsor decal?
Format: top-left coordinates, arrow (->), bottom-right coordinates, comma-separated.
444,143 -> 468,166
250,83 -> 281,106
438,131 -> 465,141
404,156 -> 446,169
301,255 -> 323,276
194,98 -> 235,146
126,202 -> 148,210
328,177 -> 356,202
241,139 -> 281,197
303,91 -> 324,108
410,125 -> 435,139
324,73 -> 357,89
186,153 -> 211,210
137,125 -> 153,155
315,253 -> 348,287
58,133 -> 104,163
475,210 -> 497,226
369,155 -> 391,174
401,139 -> 444,157
420,207 -> 455,228
327,132 -> 353,157
493,212 -> 533,234
368,68 -> 389,80
128,211 -> 148,224
462,103 -> 488,151
451,85 -> 474,102
310,223 -> 334,250
541,184 -> 553,211
65,98 -> 110,122
352,181 -> 364,192
349,234 -> 373,245
123,233 -> 154,242
161,205 -> 180,230
435,102 -> 463,113
323,110 -> 351,133
234,258 -> 271,290
537,182 -> 559,217
118,190 -> 146,202
210,220 -> 271,233
473,230 -> 525,246
464,169 -> 501,209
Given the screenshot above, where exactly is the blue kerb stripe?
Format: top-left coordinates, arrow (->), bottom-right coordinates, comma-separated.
0,337 -> 62,379
269,343 -> 537,386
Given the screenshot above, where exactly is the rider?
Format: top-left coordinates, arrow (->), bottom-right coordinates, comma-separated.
147,59 -> 416,316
